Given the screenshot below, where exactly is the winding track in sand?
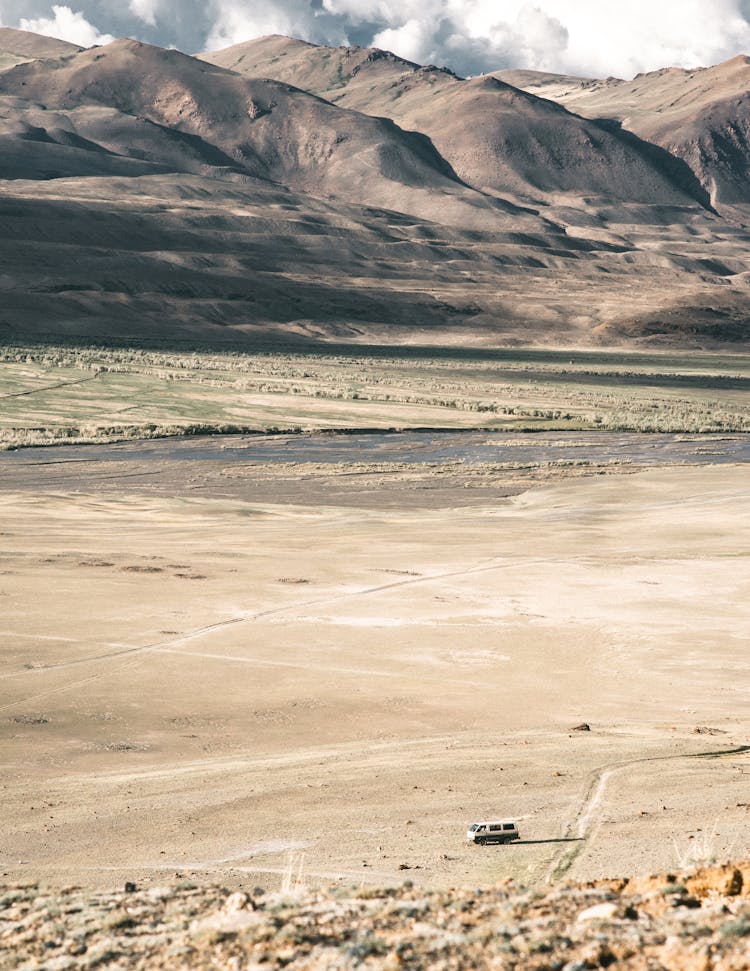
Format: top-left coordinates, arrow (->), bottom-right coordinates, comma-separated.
0,553 -> 568,706
547,745 -> 750,883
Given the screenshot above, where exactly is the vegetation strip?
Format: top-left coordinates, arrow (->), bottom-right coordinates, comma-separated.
2,342 -> 750,450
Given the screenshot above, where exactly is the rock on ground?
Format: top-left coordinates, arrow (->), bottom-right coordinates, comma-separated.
3,862 -> 750,969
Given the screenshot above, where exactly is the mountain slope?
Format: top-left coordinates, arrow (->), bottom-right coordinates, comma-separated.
202,33 -> 428,105
4,167 -> 750,349
0,30 -> 748,348
0,25 -> 82,69
0,38 -> 539,230
496,56 -> 750,213
202,35 -> 710,211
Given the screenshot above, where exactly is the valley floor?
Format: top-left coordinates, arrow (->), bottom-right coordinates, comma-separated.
1,446 -> 749,892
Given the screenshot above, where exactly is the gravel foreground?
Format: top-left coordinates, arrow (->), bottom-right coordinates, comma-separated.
4,863 -> 750,970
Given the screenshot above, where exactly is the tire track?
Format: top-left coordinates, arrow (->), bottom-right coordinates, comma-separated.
23,733 -> 455,787
547,744 -> 750,883
0,554 -> 525,708
0,370 -> 102,399
0,652 -> 154,714
156,646 -> 482,687
0,615 -> 250,708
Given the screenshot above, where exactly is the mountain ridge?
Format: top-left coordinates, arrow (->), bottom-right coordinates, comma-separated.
201,34 -> 711,211
495,54 -> 750,213
0,37 -> 550,230
0,29 -> 749,348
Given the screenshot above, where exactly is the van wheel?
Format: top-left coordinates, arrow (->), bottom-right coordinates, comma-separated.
476,836 -> 486,845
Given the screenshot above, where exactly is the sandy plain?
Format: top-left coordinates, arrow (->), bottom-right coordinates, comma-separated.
2,443 -> 749,894
2,25 -> 750,915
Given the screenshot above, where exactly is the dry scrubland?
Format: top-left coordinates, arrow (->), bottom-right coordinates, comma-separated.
2,455 -> 749,894
6,862 -> 750,970
3,29 -> 750,966
2,343 -> 750,904
2,343 -> 750,449
2,349 -> 750,969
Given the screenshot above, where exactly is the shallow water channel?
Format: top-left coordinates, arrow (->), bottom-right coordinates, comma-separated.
3,430 -> 750,470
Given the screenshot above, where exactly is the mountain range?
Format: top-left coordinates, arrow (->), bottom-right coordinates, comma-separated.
1,26 -> 749,348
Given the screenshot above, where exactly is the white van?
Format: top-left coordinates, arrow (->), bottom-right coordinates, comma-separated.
467,820 -> 520,845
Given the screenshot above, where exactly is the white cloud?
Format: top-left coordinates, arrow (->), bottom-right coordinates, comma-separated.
515,4 -> 568,60
372,18 -> 431,64
371,2 -> 569,72
128,0 -> 160,27
329,0 -> 750,77
5,0 -> 750,76
18,4 -> 115,46
537,0 -> 750,77
204,0 -> 346,50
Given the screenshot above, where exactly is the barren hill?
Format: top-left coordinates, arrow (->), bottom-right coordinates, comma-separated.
0,25 -> 81,70
0,38 -> 530,229
496,56 -> 750,214
202,33 -> 429,105
0,30 -> 749,347
202,35 -> 709,210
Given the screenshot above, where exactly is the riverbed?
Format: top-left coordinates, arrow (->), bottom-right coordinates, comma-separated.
2,431 -> 749,506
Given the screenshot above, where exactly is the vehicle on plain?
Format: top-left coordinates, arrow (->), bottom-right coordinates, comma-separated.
467,820 -> 520,844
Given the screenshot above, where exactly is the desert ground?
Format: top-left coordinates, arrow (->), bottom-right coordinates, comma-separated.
2,367 -> 749,892
2,25 -> 750,905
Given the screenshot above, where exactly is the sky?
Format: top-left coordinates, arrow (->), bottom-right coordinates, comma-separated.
2,0 -> 750,78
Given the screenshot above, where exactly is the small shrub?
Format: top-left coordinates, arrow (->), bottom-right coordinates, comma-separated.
660,883 -> 689,896
345,936 -> 387,960
720,917 -> 750,939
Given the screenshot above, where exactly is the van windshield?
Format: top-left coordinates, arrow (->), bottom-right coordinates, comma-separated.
469,824 -> 478,831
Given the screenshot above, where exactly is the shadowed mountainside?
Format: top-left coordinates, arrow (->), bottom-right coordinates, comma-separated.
497,56 -> 750,216
0,38 -> 535,229
201,35 -> 709,210
0,29 -> 749,348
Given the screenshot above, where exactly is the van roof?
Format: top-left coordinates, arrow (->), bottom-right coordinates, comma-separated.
475,819 -> 517,825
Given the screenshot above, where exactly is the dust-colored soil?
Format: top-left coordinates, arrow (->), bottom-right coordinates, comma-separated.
5,862 -> 750,969
2,459 -> 749,894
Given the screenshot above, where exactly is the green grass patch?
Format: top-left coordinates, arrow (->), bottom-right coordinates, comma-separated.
1,341 -> 749,448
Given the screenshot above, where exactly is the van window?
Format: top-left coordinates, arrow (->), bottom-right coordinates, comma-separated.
503,823 -> 515,831
489,825 -> 501,831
